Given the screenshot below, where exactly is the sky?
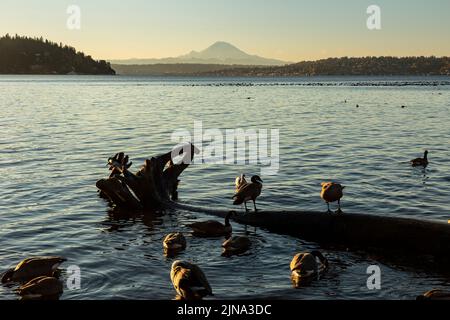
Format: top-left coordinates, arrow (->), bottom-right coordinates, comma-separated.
1,0 -> 449,62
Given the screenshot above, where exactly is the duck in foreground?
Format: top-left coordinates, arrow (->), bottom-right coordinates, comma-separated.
233,175 -> 263,212
416,289 -> 450,300
321,182 -> 345,214
17,276 -> 63,300
222,236 -> 251,256
187,211 -> 234,237
1,256 -> 66,283
170,261 -> 213,300
411,150 -> 429,168
290,251 -> 328,288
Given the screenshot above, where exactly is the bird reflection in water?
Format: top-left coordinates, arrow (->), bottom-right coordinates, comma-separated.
102,207 -> 165,233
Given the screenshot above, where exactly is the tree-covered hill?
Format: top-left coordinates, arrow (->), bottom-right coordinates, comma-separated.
0,35 -> 115,75
198,56 -> 450,77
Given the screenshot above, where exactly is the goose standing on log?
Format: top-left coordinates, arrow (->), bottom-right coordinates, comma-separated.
2,257 -> 66,283
187,211 -> 234,237
411,150 -> 429,168
321,182 -> 345,214
233,175 -> 263,212
290,251 -> 328,288
170,261 -> 213,300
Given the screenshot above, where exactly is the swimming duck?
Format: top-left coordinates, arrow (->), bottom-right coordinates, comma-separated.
170,260 -> 213,300
187,212 -> 234,237
17,276 -> 63,300
222,236 -> 251,256
163,233 -> 187,251
233,175 -> 263,212
235,174 -> 248,193
411,150 -> 429,168
321,182 -> 345,214
417,289 -> 450,300
2,256 -> 66,283
290,251 -> 328,288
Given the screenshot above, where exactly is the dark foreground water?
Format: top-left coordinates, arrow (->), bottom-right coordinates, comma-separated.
1,75 -> 449,300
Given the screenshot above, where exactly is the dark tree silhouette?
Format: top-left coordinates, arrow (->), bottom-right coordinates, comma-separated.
0,34 -> 115,75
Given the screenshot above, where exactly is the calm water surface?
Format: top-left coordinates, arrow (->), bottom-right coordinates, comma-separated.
1,75 -> 450,300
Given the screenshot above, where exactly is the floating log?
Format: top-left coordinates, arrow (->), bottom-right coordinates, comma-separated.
171,202 -> 450,262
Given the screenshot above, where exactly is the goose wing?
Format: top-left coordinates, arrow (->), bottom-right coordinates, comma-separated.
290,253 -> 317,275
235,175 -> 248,191
222,236 -> 251,251
233,183 -> 261,203
188,220 -> 225,233
14,257 -> 66,279
171,263 -> 212,299
18,276 -> 63,297
190,263 -> 212,295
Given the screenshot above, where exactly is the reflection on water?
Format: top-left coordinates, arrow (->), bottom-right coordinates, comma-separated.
1,76 -> 450,300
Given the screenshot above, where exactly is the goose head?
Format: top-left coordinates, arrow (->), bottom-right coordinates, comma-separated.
1,269 -> 15,283
251,175 -> 263,184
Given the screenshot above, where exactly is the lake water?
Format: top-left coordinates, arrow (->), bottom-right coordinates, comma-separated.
1,75 -> 450,300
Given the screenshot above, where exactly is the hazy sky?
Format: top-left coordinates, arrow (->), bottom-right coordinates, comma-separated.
1,0 -> 449,61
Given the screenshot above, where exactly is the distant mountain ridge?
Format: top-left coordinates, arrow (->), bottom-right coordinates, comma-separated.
195,56 -> 450,77
113,56 -> 450,76
110,41 -> 289,66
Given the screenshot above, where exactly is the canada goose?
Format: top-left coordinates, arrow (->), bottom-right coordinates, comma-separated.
235,174 -> 248,193
222,236 -> 251,256
290,251 -> 328,288
417,289 -> 450,300
1,256 -> 66,283
411,150 -> 429,168
233,175 -> 263,212
187,211 -> 234,237
163,233 -> 187,251
17,276 -> 63,300
170,261 -> 213,300
321,182 -> 345,214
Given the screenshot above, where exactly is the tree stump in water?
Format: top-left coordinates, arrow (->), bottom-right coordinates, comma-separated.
96,144 -> 199,209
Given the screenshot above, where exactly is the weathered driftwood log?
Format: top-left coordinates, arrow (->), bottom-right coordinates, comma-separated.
96,144 -> 198,209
